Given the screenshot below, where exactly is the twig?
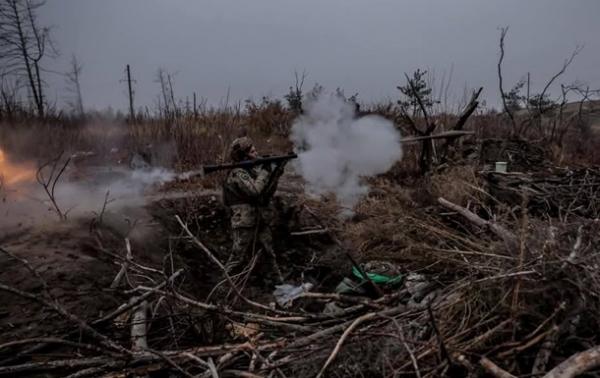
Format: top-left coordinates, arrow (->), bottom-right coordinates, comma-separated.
426,302 -> 451,365
315,312 -> 376,378
290,229 -> 329,236
480,357 -> 517,378
93,269 -> 183,326
36,150 -> 72,220
345,251 -> 385,298
300,292 -> 384,309
437,197 -> 518,245
64,363 -> 126,378
222,371 -> 265,378
143,347 -> 194,378
498,325 -> 559,359
156,289 -> 315,332
110,238 -> 133,289
0,247 -> 50,298
0,282 -> 131,356
381,314 -> 422,378
0,337 -> 116,356
175,215 -> 305,317
207,357 -> 220,378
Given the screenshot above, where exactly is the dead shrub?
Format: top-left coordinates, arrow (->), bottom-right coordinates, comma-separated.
429,164 -> 480,207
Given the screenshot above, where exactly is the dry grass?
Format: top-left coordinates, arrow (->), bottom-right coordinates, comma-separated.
4,96 -> 600,377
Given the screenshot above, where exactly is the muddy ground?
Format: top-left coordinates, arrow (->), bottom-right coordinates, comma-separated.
0,161 -> 347,369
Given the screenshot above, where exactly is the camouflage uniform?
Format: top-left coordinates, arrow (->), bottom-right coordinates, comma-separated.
221,137 -> 284,285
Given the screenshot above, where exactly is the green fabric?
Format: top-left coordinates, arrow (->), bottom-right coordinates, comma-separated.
351,265 -> 403,286
334,266 -> 403,296
335,277 -> 366,295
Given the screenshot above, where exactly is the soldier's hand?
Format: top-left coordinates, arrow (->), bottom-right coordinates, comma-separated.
261,163 -> 273,173
274,161 -> 286,176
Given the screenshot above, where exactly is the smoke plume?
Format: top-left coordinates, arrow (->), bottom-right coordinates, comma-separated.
290,93 -> 403,211
0,156 -> 176,233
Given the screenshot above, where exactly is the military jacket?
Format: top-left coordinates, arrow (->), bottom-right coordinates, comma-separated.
223,165 -> 274,228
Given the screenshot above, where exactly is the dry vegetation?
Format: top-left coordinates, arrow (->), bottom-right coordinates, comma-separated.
3,15 -> 600,378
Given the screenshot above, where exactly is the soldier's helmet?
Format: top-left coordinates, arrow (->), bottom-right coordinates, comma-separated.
230,136 -> 254,162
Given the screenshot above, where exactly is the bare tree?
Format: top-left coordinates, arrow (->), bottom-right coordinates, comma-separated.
284,69 -> 308,113
497,27 -> 518,134
0,72 -> 23,119
0,0 -> 58,118
64,54 -> 84,118
155,67 -> 179,118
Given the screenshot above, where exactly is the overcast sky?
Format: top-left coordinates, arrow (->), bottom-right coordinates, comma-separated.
39,0 -> 600,113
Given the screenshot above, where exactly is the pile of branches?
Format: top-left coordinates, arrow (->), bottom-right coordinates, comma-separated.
484,166 -> 600,219
2,198 -> 600,378
478,138 -> 553,172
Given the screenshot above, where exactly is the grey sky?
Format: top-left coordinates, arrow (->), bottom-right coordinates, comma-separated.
39,0 -> 600,113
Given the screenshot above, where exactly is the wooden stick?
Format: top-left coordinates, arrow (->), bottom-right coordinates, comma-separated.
400,130 -> 475,143
290,229 -> 329,236
345,251 -> 385,298
0,282 -> 131,356
110,238 -> 133,289
175,215 -> 310,317
315,312 -> 376,378
480,357 -> 517,378
541,344 -> 600,378
131,301 -> 149,351
437,197 -> 518,245
300,292 -> 384,309
93,269 -> 183,326
0,337 -> 116,356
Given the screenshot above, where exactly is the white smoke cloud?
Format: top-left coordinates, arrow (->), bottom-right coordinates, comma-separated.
290,93 -> 403,210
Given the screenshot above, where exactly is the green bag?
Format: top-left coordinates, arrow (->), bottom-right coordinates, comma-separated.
334,261 -> 403,296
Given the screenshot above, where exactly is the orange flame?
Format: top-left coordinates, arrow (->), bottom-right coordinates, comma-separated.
0,148 -> 37,187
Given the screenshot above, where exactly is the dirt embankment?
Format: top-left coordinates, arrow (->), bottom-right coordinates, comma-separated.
0,163 -> 343,366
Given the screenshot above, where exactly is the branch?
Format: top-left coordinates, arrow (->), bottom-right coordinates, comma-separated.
453,87 -> 483,131
437,197 -> 518,245
110,238 -> 133,289
0,282 -> 131,356
497,27 -> 517,133
93,269 -> 183,326
480,357 -> 517,378
175,215 -> 304,317
131,301 -> 149,351
315,312 -> 376,378
542,345 -> 600,378
537,45 -> 583,117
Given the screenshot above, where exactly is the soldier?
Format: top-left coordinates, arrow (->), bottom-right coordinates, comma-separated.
221,136 -> 286,289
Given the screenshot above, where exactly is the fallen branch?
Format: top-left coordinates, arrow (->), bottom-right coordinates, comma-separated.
0,338 -> 116,356
175,215 -> 313,317
316,312 -> 376,378
0,283 -> 131,357
131,301 -> 149,351
290,228 -> 329,236
437,197 -> 518,245
93,269 -> 183,326
480,357 -> 517,378
300,292 -> 385,310
542,344 -> 600,378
